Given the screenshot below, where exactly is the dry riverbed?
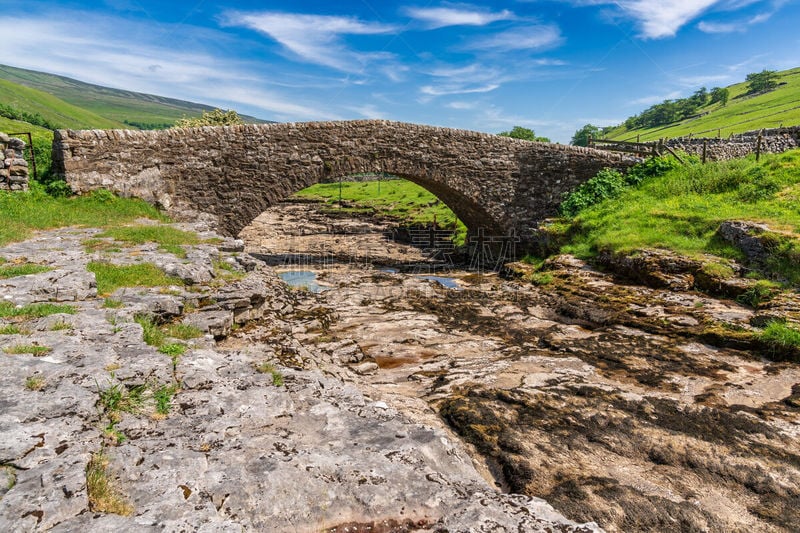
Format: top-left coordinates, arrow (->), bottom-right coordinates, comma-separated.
1,200 -> 798,532
241,202 -> 800,532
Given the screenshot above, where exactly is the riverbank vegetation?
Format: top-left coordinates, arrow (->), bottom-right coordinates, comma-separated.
554,150 -> 800,265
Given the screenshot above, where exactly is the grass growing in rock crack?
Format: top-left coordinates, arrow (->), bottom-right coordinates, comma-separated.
153,384 -> 179,415
88,261 -> 184,296
86,451 -> 133,516
0,263 -> 52,278
103,298 -> 124,309
0,324 -> 25,335
3,344 -> 51,356
50,319 -> 73,332
98,382 -> 146,417
163,323 -> 203,340
134,315 -> 166,347
25,376 -> 45,391
212,259 -> 245,281
96,225 -> 207,258
255,361 -> 285,386
0,302 -> 75,319
0,187 -> 166,247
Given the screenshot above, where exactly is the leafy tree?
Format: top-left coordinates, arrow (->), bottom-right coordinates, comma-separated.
571,124 -> 601,146
498,126 -> 550,142
173,109 -> 244,128
709,87 -> 729,106
745,70 -> 779,94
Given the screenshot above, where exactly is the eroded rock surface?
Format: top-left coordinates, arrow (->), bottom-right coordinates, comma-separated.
0,223 -> 594,532
240,201 -> 800,532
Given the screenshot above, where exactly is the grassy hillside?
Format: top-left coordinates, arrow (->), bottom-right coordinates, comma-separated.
0,78 -> 126,130
605,67 -> 800,141
554,150 -> 800,265
0,64 -> 269,128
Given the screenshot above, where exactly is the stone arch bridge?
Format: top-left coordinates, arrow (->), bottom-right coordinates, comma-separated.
54,120 -> 635,245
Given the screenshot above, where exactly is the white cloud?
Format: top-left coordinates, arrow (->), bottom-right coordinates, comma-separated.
420,63 -> 507,98
697,0 -> 785,34
0,13 -> 336,122
464,24 -> 563,51
223,11 -> 397,72
562,0 -> 719,38
697,20 -> 740,32
404,5 -> 514,28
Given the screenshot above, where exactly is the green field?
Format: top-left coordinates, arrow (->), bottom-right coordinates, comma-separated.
0,64 -> 269,129
605,67 -> 800,141
294,179 -> 467,243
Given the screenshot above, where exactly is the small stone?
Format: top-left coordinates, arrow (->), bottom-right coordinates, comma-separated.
353,362 -> 379,375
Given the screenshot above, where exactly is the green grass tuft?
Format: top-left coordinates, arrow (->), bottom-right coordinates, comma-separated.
0,263 -> 52,278
97,225 -> 204,258
163,323 -> 203,340
3,344 -> 51,356
88,261 -> 183,295
134,315 -> 166,347
0,302 -> 75,319
758,321 -> 800,352
157,343 -> 186,357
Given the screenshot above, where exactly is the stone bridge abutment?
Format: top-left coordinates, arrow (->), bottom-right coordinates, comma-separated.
53,120 -> 635,244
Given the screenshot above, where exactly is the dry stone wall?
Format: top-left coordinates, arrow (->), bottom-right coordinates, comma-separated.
665,126 -> 800,160
0,132 -> 29,191
54,120 -> 634,244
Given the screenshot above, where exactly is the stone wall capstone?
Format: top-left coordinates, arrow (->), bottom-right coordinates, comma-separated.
0,132 -> 29,191
53,120 -> 636,243
664,126 -> 800,160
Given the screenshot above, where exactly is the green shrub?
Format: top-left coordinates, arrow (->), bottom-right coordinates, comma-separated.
560,168 -> 626,217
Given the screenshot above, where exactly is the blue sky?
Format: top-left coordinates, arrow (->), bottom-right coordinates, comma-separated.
2,1 -> 798,142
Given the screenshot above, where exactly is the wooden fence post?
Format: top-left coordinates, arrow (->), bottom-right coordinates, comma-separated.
702,140 -> 708,164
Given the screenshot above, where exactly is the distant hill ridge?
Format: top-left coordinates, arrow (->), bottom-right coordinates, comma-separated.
0,63 -> 270,130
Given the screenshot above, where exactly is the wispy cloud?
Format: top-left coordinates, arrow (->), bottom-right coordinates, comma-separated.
222,11 -> 397,72
0,12 -> 337,121
562,0 -> 719,38
420,63 -> 506,98
404,5 -> 514,28
698,0 -> 786,33
464,24 -> 563,51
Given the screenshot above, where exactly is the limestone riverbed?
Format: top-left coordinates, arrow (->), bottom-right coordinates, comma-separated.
1,201 -> 798,532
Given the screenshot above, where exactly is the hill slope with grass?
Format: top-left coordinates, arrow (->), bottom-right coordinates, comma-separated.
0,78 -> 127,130
0,64 -> 269,128
604,67 -> 800,141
